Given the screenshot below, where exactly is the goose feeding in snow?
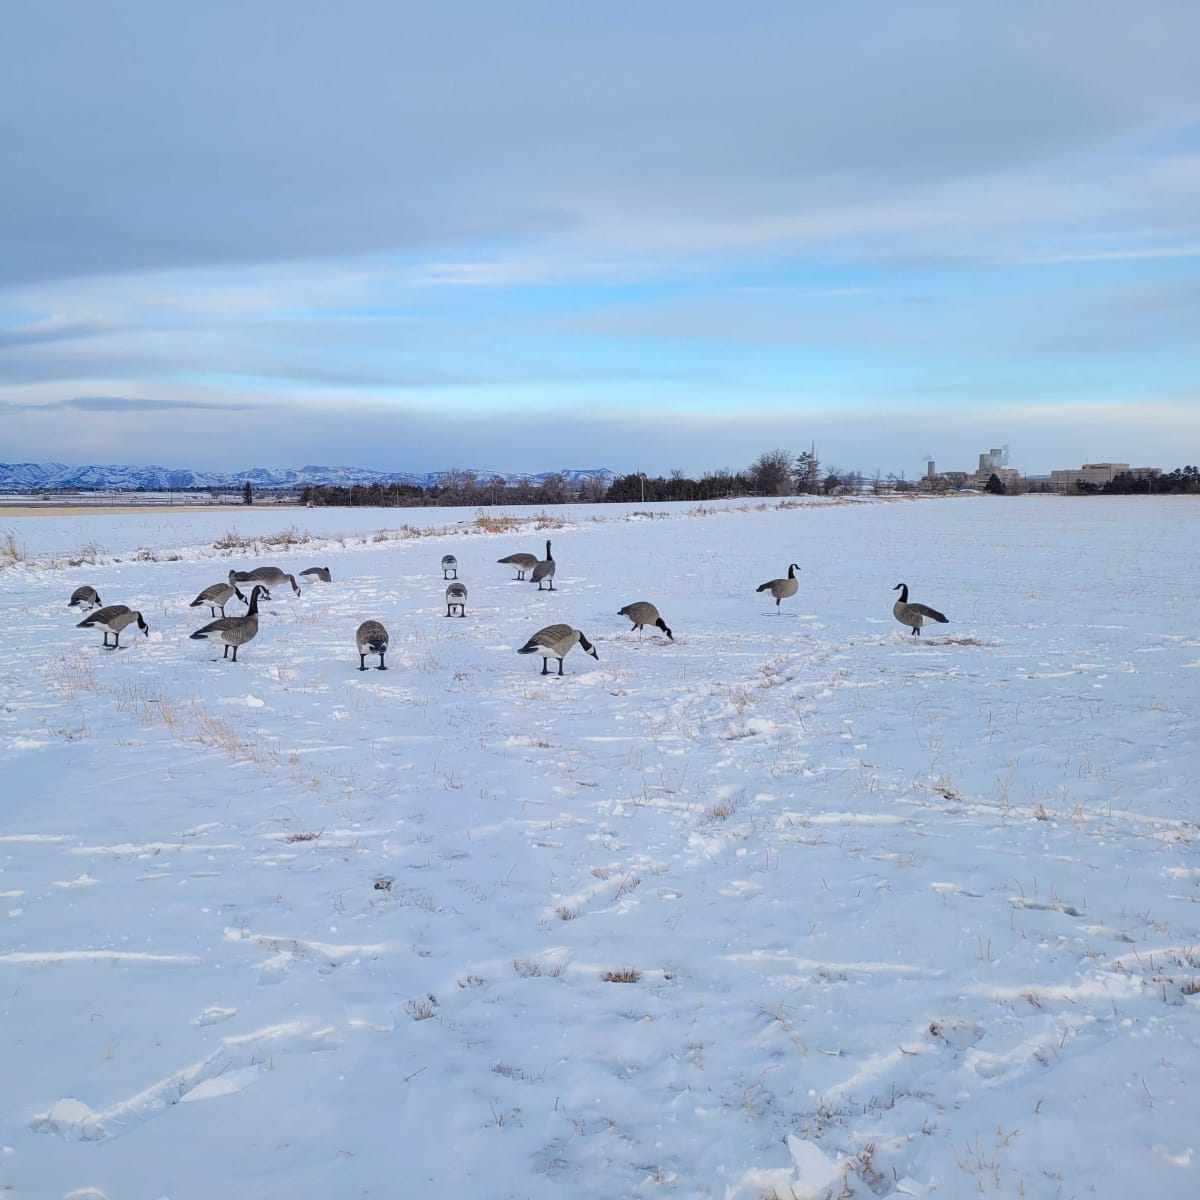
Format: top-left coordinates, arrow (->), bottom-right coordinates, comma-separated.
228,567 -> 301,600
441,554 -> 458,579
189,581 -> 258,618
68,586 -> 102,612
190,585 -> 267,662
77,605 -> 149,649
617,601 -> 673,640
445,582 -> 468,617
299,566 -> 331,583
497,551 -> 538,580
355,620 -> 389,671
517,623 -> 598,675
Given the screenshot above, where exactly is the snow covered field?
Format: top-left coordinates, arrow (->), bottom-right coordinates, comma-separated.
1,495 -> 1197,1199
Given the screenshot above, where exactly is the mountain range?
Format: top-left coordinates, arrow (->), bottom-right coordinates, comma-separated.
0,462 -> 617,492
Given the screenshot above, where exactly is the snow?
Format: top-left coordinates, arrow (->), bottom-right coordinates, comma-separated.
1,494 -> 1198,1199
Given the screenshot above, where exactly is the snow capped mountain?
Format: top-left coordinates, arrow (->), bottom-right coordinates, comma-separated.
0,462 -> 617,491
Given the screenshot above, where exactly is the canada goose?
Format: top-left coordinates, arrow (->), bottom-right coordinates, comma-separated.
190,585 -> 266,661
441,554 -> 458,580
497,552 -> 538,580
68,586 -> 102,612
756,563 -> 800,610
617,601 -> 673,640
445,582 -> 468,617
228,567 -> 301,600
77,605 -> 149,649
892,583 -> 949,637
530,541 -> 556,590
299,567 -> 332,583
517,623 -> 598,675
355,620 -> 389,671
190,581 -> 266,618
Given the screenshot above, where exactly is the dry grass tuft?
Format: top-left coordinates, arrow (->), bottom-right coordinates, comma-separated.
405,994 -> 439,1021
214,526 -> 312,553
66,541 -> 104,567
0,530 -> 29,570
473,510 -> 521,533
49,652 -> 100,699
555,905 -> 579,921
513,958 -> 562,978
283,830 -> 322,844
602,967 -> 641,984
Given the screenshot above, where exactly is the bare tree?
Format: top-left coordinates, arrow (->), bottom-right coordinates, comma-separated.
748,449 -> 795,496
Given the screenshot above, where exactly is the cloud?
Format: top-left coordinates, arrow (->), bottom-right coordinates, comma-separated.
0,3 -> 1197,478
20,396 -> 261,413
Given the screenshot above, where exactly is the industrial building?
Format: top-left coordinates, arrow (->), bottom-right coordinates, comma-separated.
1049,462 -> 1161,492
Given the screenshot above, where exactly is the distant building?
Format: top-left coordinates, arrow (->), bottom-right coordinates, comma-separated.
971,448 -> 1021,491
1050,462 -> 1161,492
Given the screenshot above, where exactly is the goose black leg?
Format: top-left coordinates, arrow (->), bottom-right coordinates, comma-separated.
541,659 -> 550,675
377,653 -> 387,670
359,653 -> 368,670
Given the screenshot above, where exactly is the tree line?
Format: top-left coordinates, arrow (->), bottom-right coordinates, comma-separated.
293,454 -> 1199,507
296,447 -> 892,508
1075,466 -> 1200,495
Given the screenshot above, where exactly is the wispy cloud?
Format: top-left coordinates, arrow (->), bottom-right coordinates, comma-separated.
21,396 -> 261,413
0,2 -> 1197,474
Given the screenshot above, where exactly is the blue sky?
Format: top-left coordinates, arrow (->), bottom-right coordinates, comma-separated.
2,1 -> 1198,477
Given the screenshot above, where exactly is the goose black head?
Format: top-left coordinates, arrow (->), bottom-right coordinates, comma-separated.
136,613 -> 149,635
579,632 -> 598,659
655,618 -> 674,641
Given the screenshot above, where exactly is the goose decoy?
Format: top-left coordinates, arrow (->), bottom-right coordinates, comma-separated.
892,583 -> 949,637
355,620 -> 389,671
530,541 -> 556,591
617,601 -> 673,640
190,585 -> 266,661
76,605 -> 149,649
441,554 -> 458,580
189,581 -> 264,618
68,586 -> 102,612
517,623 -> 598,675
445,582 -> 467,617
756,563 -> 800,611
497,551 -> 538,580
228,567 -> 301,600
299,567 -> 332,583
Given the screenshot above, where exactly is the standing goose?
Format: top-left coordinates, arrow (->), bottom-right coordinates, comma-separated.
756,563 -> 800,611
445,582 -> 468,617
892,583 -> 949,637
355,620 -> 389,671
299,566 -> 332,583
530,541 -> 556,591
497,551 -> 538,580
517,623 -> 598,675
77,605 -> 149,649
190,581 -> 260,618
441,554 -> 458,580
190,585 -> 266,661
228,567 -> 301,600
617,601 -> 673,641
68,586 -> 102,612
